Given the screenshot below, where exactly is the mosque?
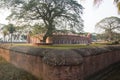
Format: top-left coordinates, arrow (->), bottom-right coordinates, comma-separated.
27,33 -> 92,45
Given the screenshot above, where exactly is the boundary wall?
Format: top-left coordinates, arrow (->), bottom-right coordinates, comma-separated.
0,45 -> 120,80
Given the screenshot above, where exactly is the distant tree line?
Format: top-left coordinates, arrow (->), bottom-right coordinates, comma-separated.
96,16 -> 120,42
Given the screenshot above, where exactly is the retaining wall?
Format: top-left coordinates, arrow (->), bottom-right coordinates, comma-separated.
0,45 -> 120,80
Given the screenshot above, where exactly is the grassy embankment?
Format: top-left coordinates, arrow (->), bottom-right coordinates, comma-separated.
13,43 -> 106,49
0,56 -> 39,80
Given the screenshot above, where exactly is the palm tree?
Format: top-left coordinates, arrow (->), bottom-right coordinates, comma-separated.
2,29 -> 8,42
94,0 -> 120,12
2,24 -> 16,44
7,24 -> 16,44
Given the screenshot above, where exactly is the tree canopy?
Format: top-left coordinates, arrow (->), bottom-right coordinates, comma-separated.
1,24 -> 16,43
2,0 -> 84,42
31,24 -> 47,35
2,24 -> 16,34
95,16 -> 120,41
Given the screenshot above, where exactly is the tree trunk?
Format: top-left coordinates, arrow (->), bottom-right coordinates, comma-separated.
11,33 -> 13,46
43,28 -> 53,43
43,34 -> 47,43
43,21 -> 54,42
4,36 -> 5,42
109,31 -> 113,41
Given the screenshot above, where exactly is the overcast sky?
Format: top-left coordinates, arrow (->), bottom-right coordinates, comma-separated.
0,0 -> 119,33
0,9 -> 10,25
79,0 -> 120,33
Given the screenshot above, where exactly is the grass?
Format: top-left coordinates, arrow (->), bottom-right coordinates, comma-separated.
37,44 -> 104,49
2,41 -> 119,49
0,57 -> 39,80
11,43 -> 105,49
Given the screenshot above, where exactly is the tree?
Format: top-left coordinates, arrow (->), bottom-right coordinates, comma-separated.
31,24 -> 47,35
2,0 -> 84,42
95,16 -> 120,41
6,24 -> 16,34
30,24 -> 47,41
3,24 -> 16,44
2,29 -> 8,42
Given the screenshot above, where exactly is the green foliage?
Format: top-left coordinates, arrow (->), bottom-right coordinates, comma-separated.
2,29 -> 8,41
7,24 -> 16,33
4,0 -> 84,42
13,43 -> 104,49
96,16 -> 120,41
2,29 -> 8,36
111,41 -> 120,45
3,24 -> 16,34
31,24 -> 47,35
93,40 -> 120,45
2,24 -> 16,44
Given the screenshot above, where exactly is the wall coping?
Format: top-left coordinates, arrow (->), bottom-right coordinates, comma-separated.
9,46 -> 83,66
72,45 -> 120,57
0,44 -> 120,66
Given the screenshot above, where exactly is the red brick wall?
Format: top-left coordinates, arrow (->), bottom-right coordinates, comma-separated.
0,45 -> 120,80
83,51 -> 120,78
0,48 -> 10,61
29,34 -> 91,44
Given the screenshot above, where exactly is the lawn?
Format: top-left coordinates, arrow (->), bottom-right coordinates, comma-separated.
0,57 -> 38,80
2,40 -> 119,49
38,44 -> 104,49
12,43 -> 105,49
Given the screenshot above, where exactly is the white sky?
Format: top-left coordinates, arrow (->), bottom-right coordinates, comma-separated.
79,0 -> 120,33
0,9 -> 10,25
0,0 -> 119,33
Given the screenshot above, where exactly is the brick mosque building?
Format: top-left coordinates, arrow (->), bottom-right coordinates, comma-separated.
27,33 -> 92,44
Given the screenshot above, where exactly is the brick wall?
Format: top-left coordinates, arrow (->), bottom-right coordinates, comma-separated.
0,45 -> 120,80
29,34 -> 91,44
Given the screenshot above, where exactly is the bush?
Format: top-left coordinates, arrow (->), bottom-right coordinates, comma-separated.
111,41 -> 119,45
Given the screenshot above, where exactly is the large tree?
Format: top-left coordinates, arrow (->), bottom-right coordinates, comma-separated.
95,16 -> 120,41
2,0 -> 84,42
